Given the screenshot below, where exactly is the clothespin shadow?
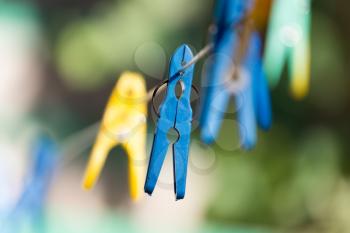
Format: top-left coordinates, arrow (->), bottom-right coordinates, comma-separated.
82,72 -> 148,201
264,0 -> 311,99
199,0 -> 272,150
144,44 -> 195,200
4,135 -> 58,233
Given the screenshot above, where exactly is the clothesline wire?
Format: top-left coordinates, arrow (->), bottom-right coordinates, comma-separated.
145,43 -> 214,102
59,121 -> 100,169
58,42 -> 215,169
59,8 -> 255,168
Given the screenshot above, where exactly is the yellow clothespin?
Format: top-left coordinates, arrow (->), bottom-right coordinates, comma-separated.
82,72 -> 147,201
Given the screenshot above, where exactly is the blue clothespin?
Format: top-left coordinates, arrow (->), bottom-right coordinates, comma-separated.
7,136 -> 58,233
144,44 -> 195,200
200,0 -> 271,149
200,0 -> 255,149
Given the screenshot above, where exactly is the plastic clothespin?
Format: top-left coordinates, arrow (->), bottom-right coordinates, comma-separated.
264,0 -> 311,99
200,0 -> 272,149
82,72 -> 147,201
200,0 -> 259,149
144,44 -> 195,200
9,136 -> 58,233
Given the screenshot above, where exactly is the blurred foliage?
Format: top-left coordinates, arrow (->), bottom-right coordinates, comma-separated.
54,0 -> 210,89
206,126 -> 346,232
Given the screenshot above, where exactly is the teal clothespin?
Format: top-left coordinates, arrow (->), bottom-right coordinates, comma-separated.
264,0 -> 311,99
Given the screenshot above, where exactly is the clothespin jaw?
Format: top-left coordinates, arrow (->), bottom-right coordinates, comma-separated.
82,72 -> 147,201
232,32 -> 273,149
199,44 -> 234,146
231,32 -> 266,150
235,32 -> 272,148
235,79 -> 257,150
144,44 -> 194,200
264,0 -> 311,99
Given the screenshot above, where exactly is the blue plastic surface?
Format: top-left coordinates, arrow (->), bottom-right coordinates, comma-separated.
200,0 -> 271,150
249,33 -> 272,131
144,44 -> 195,200
7,136 -> 58,232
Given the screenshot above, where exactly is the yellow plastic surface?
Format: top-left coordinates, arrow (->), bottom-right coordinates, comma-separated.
82,72 -> 147,201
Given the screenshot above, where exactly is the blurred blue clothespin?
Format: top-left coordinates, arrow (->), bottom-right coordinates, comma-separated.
200,0 -> 271,150
145,44 -> 195,200
8,135 -> 58,232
